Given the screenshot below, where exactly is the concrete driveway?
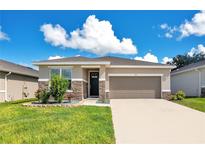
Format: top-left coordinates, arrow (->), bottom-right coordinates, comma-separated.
111,99 -> 205,144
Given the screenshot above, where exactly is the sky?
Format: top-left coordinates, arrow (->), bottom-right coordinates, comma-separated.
0,10 -> 205,69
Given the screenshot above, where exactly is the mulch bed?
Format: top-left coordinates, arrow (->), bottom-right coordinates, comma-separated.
22,101 -> 82,108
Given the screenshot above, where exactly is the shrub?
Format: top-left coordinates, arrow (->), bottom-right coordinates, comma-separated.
176,90 -> 186,100
50,75 -> 68,103
170,94 -> 177,101
39,89 -> 50,104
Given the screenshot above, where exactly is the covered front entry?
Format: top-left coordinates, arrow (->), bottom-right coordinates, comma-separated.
109,76 -> 161,99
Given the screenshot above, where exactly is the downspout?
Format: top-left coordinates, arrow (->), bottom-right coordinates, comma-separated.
5,72 -> 11,101
195,69 -> 201,97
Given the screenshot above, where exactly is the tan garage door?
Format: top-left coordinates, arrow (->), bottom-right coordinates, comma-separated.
109,76 -> 161,99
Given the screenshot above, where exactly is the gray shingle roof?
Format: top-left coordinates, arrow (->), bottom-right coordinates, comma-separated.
96,56 -> 171,66
0,59 -> 39,78
171,60 -> 205,74
35,56 -> 99,63
33,56 -> 173,67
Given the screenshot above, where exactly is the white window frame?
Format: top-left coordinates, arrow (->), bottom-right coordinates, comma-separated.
49,66 -> 72,92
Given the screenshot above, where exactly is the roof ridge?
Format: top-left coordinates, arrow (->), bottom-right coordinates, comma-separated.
96,55 -> 171,65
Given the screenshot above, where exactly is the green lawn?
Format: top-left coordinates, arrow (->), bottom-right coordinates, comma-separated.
0,102 -> 115,144
174,97 -> 205,112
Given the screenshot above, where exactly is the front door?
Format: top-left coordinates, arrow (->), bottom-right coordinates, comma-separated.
90,72 -> 99,96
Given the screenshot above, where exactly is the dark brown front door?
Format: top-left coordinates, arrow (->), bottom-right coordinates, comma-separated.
90,72 -> 99,96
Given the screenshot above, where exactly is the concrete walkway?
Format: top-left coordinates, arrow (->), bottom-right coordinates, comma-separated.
82,99 -> 110,107
111,99 -> 205,144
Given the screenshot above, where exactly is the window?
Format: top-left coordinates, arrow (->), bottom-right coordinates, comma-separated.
50,68 -> 60,77
50,68 -> 72,90
62,69 -> 71,90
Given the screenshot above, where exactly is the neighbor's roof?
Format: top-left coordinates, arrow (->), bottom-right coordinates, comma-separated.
0,59 -> 39,78
33,56 -> 174,68
171,60 -> 205,75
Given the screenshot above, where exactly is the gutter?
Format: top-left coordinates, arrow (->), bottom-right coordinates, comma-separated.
109,65 -> 175,69
4,72 -> 11,101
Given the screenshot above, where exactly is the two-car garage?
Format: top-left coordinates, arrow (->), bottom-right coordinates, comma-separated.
109,76 -> 161,99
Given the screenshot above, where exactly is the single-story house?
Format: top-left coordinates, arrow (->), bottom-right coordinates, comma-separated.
33,56 -> 174,100
171,60 -> 205,97
0,59 -> 39,102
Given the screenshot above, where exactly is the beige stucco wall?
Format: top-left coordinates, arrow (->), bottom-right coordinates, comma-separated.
0,93 -> 4,102
72,66 -> 83,79
0,72 -> 6,102
0,71 -> 38,102
105,68 -> 171,92
99,66 -> 106,80
0,72 -> 6,90
39,65 -> 84,80
7,74 -> 38,101
171,70 -> 199,96
39,66 -> 49,80
82,68 -> 88,81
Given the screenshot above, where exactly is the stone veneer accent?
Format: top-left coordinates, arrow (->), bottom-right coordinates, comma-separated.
105,92 -> 110,99
99,80 -> 106,100
69,81 -> 83,101
38,81 -> 49,90
39,81 -> 84,101
83,81 -> 88,99
162,91 -> 171,100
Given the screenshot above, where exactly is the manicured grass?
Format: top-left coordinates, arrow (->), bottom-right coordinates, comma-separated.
0,102 -> 115,144
174,97 -> 205,112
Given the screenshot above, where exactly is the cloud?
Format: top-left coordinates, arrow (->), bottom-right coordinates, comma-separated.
160,11 -> 205,39
48,55 -> 64,60
134,52 -> 158,63
179,11 -> 205,39
159,23 -> 177,39
187,44 -> 205,57
162,57 -> 172,64
0,26 -> 10,41
160,23 -> 169,29
165,32 -> 173,38
40,15 -> 137,56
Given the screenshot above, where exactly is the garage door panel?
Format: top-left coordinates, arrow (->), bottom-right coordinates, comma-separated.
109,76 -> 161,98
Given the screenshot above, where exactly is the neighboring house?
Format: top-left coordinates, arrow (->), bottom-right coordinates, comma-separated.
0,60 -> 39,102
33,56 -> 174,100
171,60 -> 205,97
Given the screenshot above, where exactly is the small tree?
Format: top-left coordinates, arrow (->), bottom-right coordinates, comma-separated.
50,75 -> 68,103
